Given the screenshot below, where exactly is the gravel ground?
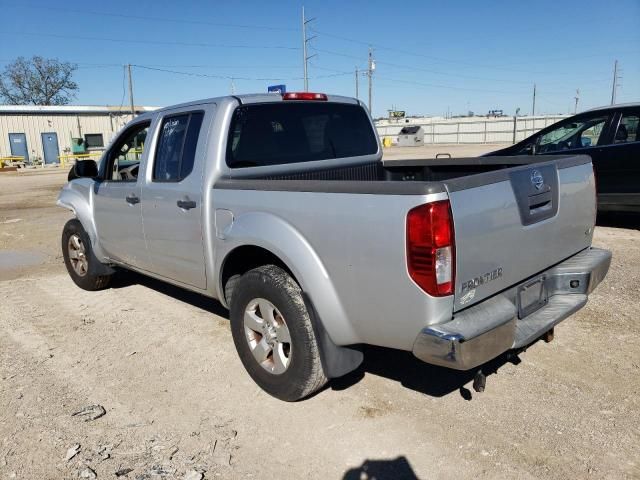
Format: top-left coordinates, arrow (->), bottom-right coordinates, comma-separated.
0,154 -> 639,479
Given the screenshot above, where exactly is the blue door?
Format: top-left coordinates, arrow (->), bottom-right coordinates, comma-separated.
8,133 -> 29,163
41,132 -> 60,164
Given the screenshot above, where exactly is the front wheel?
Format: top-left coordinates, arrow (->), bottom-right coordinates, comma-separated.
61,219 -> 112,291
229,265 -> 327,401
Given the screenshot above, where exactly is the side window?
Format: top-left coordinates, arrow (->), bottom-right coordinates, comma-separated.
537,116 -> 607,153
84,133 -> 104,149
613,113 -> 639,144
106,122 -> 150,181
153,111 -> 204,182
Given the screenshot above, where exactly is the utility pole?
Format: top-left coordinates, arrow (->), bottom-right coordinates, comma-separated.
230,77 -> 236,94
367,47 -> 375,113
574,89 -> 580,114
355,67 -> 359,99
301,7 -> 316,91
532,83 -> 536,116
127,64 -> 135,119
610,59 -> 620,105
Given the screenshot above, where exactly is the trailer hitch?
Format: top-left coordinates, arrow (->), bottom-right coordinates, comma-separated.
472,370 -> 486,393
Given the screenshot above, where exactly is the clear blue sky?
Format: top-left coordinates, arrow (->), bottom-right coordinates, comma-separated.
1,0 -> 638,117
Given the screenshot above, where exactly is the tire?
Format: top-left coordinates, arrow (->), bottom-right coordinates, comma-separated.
229,265 -> 327,401
61,219 -> 112,291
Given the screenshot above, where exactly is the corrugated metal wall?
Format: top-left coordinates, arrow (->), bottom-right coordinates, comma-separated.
0,112 -> 133,162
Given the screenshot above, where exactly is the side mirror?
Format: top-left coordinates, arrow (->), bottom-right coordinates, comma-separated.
73,160 -> 98,178
524,143 -> 537,155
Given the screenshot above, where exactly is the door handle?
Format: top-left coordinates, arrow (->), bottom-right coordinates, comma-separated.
177,199 -> 197,210
125,194 -> 140,205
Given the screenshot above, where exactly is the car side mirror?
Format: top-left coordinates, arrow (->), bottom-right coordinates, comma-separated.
73,160 -> 98,178
524,143 -> 536,155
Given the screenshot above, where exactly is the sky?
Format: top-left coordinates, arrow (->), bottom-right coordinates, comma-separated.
0,0 -> 638,118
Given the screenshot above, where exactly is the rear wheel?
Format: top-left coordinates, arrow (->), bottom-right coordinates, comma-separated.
62,219 -> 112,291
229,265 -> 327,401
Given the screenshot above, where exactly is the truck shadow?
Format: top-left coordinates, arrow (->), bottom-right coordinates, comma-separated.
331,345 -> 521,400
597,212 -> 640,230
110,270 -> 520,401
109,270 -> 230,318
343,456 -> 419,480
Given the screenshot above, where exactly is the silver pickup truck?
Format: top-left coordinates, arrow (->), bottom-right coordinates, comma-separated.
58,92 -> 611,401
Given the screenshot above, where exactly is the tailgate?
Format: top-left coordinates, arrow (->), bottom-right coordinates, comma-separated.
447,155 -> 595,312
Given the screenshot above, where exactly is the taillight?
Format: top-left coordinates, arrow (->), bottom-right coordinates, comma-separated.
282,92 -> 328,101
406,200 -> 455,296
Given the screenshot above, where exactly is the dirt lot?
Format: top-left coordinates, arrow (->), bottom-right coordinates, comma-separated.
1,152 -> 639,479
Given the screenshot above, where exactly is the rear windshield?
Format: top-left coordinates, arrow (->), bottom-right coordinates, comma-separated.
226,102 -> 378,168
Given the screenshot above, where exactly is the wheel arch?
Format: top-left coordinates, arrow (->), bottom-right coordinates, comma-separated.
216,211 -> 363,378
57,181 -> 100,252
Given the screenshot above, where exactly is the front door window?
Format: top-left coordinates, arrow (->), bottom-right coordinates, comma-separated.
106,123 -> 150,181
537,116 -> 608,153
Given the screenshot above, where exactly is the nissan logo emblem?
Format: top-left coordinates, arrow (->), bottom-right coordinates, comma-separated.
531,169 -> 544,190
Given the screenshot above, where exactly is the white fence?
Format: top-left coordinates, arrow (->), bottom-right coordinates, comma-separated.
376,115 -> 568,145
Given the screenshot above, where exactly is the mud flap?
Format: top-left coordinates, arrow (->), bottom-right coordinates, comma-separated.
302,292 -> 363,379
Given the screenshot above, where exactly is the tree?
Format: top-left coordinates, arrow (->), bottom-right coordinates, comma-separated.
0,56 -> 78,105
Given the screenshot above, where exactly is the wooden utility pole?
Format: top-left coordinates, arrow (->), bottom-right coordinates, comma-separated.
610,60 -> 619,105
532,83 -> 536,116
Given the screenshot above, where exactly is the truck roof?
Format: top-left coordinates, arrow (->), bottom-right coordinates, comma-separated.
141,93 -> 362,119
584,102 -> 640,112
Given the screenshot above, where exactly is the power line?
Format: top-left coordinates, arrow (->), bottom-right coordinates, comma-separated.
133,65 -> 288,81
2,1 -> 298,32
0,31 -> 300,50
117,65 -> 126,112
374,75 -> 524,95
131,64 -> 351,82
127,64 -> 135,118
311,48 -> 616,87
309,26 -> 640,74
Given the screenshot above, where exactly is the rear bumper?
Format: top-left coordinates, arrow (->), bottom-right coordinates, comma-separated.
412,247 -> 611,370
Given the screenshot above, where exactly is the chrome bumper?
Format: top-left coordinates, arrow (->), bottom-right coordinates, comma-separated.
412,247 -> 611,370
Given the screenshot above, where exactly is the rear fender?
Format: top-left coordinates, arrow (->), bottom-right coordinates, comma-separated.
216,211 -> 359,346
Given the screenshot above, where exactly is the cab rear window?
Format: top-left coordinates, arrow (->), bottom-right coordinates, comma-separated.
226,102 -> 378,168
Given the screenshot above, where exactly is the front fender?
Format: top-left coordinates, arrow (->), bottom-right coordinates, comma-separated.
216,211 -> 359,346
56,179 -> 105,259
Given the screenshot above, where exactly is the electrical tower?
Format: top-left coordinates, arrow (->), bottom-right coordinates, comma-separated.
301,7 -> 317,91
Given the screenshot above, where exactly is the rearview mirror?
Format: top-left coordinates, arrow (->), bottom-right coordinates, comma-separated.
73,160 -> 98,178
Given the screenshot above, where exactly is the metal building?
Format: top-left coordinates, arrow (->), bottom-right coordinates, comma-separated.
0,105 -> 157,165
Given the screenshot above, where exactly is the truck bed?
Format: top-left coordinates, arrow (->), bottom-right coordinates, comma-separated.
218,155 -> 587,195
214,153 -> 595,348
